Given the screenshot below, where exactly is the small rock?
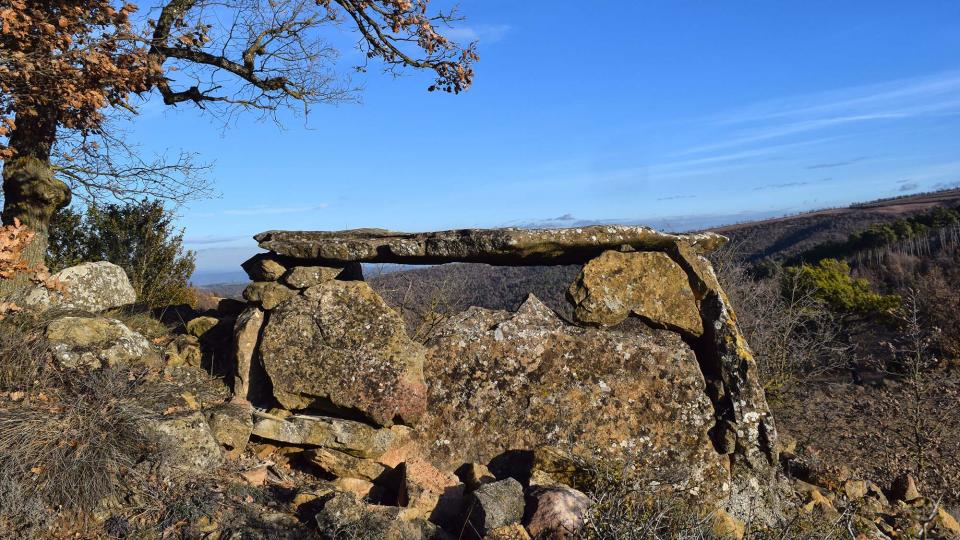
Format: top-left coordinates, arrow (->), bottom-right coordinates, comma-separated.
891,473 -> 921,502
241,253 -> 287,282
935,507 -> 960,536
802,489 -> 838,518
251,412 -> 398,459
46,316 -> 160,368
241,466 -> 269,486
164,334 -> 202,367
484,524 -> 531,540
457,462 -> 496,492
397,458 -> 465,528
316,492 -> 439,540
710,509 -> 745,540
844,479 -> 869,500
206,403 -> 254,459
306,448 -> 386,481
331,477 -> 376,500
186,316 -> 220,338
524,485 -> 591,540
464,478 -> 525,537
777,433 -> 798,458
242,282 -> 296,311
232,307 -> 265,400
149,410 -> 223,472
531,447 -> 588,489
568,250 -> 703,335
281,265 -> 343,289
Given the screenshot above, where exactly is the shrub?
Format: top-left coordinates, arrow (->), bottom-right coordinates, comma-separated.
785,259 -> 899,315
47,200 -> 196,308
712,249 -> 847,394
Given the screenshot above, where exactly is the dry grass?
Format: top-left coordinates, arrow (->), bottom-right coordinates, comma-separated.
0,368 -> 169,515
105,308 -> 173,341
0,314 -> 54,392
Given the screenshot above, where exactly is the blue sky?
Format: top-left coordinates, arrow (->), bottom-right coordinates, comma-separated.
121,1 -> 960,279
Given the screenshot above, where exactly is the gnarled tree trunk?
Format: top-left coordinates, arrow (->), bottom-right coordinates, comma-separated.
0,112 -> 71,297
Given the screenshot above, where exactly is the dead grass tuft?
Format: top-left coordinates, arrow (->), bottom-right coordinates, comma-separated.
0,368 -> 170,514
0,314 -> 54,392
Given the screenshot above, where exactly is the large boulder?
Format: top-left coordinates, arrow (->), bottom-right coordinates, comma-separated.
414,295 -> 727,499
10,261 -> 136,312
46,316 -> 160,368
568,250 -> 702,335
257,280 -> 428,426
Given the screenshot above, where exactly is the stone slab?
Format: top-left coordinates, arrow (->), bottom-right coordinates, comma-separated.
254,226 -> 726,266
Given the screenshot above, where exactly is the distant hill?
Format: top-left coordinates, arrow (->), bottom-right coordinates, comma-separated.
202,188 -> 960,318
368,188 -> 960,328
713,188 -> 960,262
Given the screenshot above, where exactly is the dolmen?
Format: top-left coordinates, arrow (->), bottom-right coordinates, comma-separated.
234,225 -> 786,527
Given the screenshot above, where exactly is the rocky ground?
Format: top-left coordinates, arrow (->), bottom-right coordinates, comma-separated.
2,248 -> 960,538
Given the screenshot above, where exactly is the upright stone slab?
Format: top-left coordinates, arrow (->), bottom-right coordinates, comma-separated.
257,280 -> 428,427
416,295 -> 728,499
233,306 -> 265,401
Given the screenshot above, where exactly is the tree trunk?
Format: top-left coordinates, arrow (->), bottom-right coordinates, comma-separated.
0,112 -> 70,297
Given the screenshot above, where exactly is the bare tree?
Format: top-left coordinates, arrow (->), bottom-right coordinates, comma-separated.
0,0 -> 477,294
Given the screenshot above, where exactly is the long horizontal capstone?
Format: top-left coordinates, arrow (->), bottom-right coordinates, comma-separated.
254,225 -> 727,266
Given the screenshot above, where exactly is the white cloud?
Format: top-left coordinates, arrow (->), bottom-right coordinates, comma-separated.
675,70 -> 960,157
221,203 -> 329,216
711,70 -> 960,126
443,24 -> 513,44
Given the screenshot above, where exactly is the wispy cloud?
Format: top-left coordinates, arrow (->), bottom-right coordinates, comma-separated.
806,156 -> 869,170
712,70 -> 960,126
657,195 -> 697,201
899,181 -> 920,192
185,234 -> 249,245
221,204 -> 329,216
444,24 -> 513,44
753,181 -> 812,192
676,71 -> 960,157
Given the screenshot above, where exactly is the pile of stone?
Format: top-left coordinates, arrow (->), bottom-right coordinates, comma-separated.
9,262 -> 233,475
780,442 -> 960,539
221,225 -> 786,536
